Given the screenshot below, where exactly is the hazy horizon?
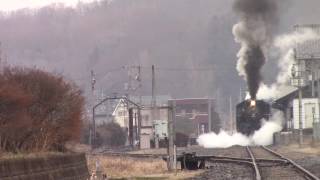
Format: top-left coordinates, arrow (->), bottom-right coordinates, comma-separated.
0,0 -> 319,114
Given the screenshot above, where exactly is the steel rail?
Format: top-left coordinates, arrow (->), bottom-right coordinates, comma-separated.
262,146 -> 320,180
94,152 -> 165,159
197,155 -> 287,164
207,158 -> 253,165
246,146 -> 262,180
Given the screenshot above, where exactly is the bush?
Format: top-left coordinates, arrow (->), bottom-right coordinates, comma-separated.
0,67 -> 84,152
96,122 -> 127,147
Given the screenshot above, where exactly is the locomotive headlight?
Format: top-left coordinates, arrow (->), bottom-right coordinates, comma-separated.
250,100 -> 256,108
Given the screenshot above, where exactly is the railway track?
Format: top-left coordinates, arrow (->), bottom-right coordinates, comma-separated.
94,146 -> 319,180
246,146 -> 319,180
200,146 -> 319,180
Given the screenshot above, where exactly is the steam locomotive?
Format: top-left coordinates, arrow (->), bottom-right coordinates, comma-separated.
236,100 -> 271,136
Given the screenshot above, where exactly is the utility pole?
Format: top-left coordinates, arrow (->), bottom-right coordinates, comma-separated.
208,99 -> 212,132
91,70 -> 96,147
91,70 -> 96,92
291,51 -> 304,148
137,65 -> 142,147
125,65 -> 142,148
215,89 -> 220,119
294,48 -> 303,148
151,65 -> 159,148
167,100 -> 176,171
311,62 -> 315,98
298,78 -> 303,147
151,65 -> 156,107
229,96 -> 233,133
317,70 -> 320,142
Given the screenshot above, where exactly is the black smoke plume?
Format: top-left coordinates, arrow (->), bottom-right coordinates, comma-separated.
233,0 -> 278,100
245,46 -> 265,99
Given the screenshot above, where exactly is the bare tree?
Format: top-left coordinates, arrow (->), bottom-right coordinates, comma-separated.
0,67 -> 84,152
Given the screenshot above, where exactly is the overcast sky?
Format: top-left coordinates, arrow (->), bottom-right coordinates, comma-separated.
0,0 -> 101,11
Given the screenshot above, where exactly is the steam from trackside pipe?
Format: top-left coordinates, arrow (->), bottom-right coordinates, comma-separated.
232,0 -> 278,100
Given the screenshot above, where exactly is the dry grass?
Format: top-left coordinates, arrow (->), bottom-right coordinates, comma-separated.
279,144 -> 320,155
87,155 -> 168,178
0,151 -> 65,159
86,155 -> 204,179
138,170 -> 205,180
128,148 -> 168,155
65,142 -> 91,153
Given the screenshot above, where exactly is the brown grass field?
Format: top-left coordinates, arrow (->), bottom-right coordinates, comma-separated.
86,155 -> 202,179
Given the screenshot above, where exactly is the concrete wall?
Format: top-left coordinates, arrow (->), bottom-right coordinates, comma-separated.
0,153 -> 89,180
274,132 -> 293,145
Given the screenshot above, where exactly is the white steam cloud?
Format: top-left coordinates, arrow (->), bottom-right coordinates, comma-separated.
256,29 -> 320,100
197,111 -> 283,148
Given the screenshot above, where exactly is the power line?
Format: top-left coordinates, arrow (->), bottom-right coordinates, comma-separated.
73,67 -> 124,81
73,65 -> 215,82
125,65 -> 214,71
155,67 -> 214,71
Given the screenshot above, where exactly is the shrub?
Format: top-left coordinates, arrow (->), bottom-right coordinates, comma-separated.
0,67 -> 84,152
96,122 -> 127,147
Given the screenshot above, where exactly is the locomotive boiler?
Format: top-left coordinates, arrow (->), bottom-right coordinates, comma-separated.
236,99 -> 271,136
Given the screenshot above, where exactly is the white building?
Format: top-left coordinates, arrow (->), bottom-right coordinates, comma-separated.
112,99 -> 132,128
293,98 -> 319,129
112,95 -> 171,149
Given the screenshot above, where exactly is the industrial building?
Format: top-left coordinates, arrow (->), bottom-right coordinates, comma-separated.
273,24 -> 320,143
169,98 -> 220,146
273,85 -> 319,130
